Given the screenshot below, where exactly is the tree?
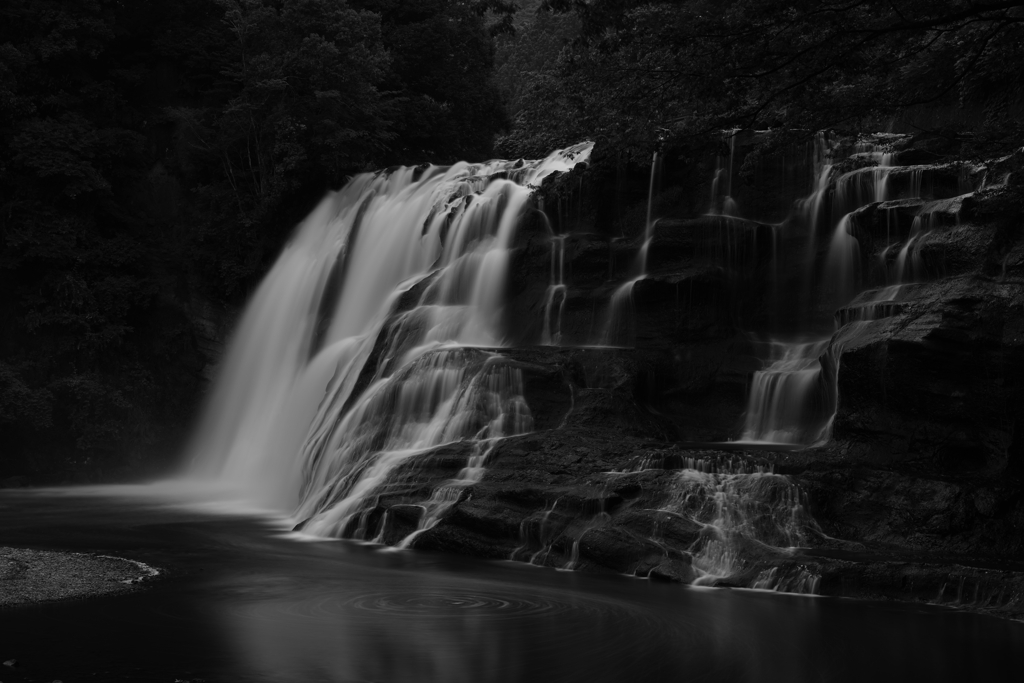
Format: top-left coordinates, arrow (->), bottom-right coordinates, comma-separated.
0,0 -> 518,480
0,0 -> 176,476
504,0 -> 1024,162
492,2 -> 581,158
351,0 -> 511,163
169,0 -> 392,295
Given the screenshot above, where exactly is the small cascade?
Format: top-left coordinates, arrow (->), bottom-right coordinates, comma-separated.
875,186 -> 984,287
395,438 -> 499,549
709,130 -> 739,215
985,171 -> 1012,189
508,488 -> 617,569
638,150 -> 662,274
831,151 -> 894,217
559,512 -> 612,571
509,497 -> 568,564
822,144 -> 896,305
798,133 -> 835,244
751,566 -> 821,593
188,142 -> 594,537
660,468 -> 821,592
795,133 -> 837,315
596,150 -> 660,346
823,214 -> 861,305
562,535 -> 583,571
892,213 -> 932,283
835,285 -> 905,325
740,339 -> 832,445
597,278 -> 640,347
541,235 -> 567,345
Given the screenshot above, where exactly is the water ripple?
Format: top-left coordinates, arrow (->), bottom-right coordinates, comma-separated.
342,588 -> 572,618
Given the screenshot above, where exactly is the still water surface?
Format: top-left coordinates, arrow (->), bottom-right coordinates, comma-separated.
1,484 -> 1020,682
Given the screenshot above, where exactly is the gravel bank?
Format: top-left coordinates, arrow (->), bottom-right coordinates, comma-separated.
0,547 -> 159,606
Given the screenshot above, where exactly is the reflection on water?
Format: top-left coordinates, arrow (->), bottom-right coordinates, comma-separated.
1,486 -> 1021,683
220,570 -> 682,683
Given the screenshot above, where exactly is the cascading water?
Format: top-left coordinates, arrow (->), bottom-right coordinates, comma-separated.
709,129 -> 739,216
180,124 -> 997,595
541,234 -> 567,346
893,214 -> 930,283
599,150 -> 661,346
800,133 -> 835,243
188,143 -> 593,534
658,463 -> 822,592
740,339 -> 832,445
734,134 -> 997,447
836,284 -> 906,326
823,148 -> 895,304
738,137 -> 905,446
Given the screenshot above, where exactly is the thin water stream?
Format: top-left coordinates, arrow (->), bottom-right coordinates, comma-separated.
2,485 -> 1021,683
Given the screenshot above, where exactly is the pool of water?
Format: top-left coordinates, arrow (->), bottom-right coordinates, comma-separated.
1,484 -> 1020,682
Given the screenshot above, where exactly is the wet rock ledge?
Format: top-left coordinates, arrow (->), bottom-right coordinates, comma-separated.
355,424 -> 1024,622
0,547 -> 159,607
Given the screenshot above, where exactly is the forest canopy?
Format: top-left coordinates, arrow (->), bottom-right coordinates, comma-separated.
498,0 -> 1024,161
0,0 -> 508,478
1,0 -> 1021,480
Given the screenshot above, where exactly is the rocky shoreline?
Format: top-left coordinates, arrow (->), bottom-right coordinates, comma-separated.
0,547 -> 159,607
347,430 -> 1024,622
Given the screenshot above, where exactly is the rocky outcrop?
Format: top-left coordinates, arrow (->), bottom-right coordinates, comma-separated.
832,275 -> 1024,475
0,547 -> 159,606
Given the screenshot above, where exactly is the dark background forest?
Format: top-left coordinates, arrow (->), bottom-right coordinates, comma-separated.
2,0 -> 1022,482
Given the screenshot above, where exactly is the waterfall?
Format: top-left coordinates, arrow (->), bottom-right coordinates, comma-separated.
187,143 -> 593,527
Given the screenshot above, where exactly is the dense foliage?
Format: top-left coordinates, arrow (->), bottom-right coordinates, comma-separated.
498,0 -> 1024,162
0,0 -> 508,479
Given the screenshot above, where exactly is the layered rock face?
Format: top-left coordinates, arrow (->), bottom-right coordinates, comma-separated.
196,135 -> 1024,617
